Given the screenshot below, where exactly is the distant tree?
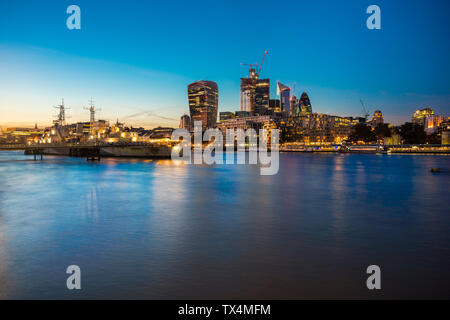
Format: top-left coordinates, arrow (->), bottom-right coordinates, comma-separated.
399,122 -> 426,144
373,123 -> 392,140
426,132 -> 441,144
384,134 -> 402,145
348,123 -> 377,143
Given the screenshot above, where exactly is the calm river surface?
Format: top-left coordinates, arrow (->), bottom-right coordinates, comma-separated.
0,151 -> 449,299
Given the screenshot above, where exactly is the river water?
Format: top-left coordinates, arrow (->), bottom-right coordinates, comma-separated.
0,151 -> 449,299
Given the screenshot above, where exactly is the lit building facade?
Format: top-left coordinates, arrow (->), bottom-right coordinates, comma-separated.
412,107 -> 434,125
240,78 -> 252,113
254,79 -> 270,115
424,115 -> 444,134
371,110 -> 384,127
277,82 -> 291,114
180,114 -> 191,131
269,99 -> 281,113
298,92 -> 312,115
188,80 -> 219,131
276,113 -> 356,144
219,112 -> 235,122
240,77 -> 270,115
290,95 -> 299,116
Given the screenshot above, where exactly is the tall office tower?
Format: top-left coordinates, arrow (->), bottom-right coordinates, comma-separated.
277,81 -> 291,114
240,77 -> 254,113
290,95 -> 299,116
254,79 -> 270,115
240,78 -> 270,115
180,114 -> 191,131
269,99 -> 281,113
371,110 -> 384,127
298,92 -> 312,115
240,66 -> 270,115
188,81 -> 219,131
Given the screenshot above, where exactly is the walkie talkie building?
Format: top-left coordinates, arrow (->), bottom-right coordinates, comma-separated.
188,81 -> 219,130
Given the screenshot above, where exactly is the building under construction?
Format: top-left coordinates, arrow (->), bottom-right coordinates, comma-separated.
240,51 -> 270,115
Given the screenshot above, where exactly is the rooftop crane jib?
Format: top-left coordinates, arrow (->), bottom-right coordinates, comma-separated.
360,99 -> 370,122
240,51 -> 269,114
256,51 -> 268,79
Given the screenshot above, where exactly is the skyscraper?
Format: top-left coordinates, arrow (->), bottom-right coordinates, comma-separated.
180,114 -> 191,131
277,82 -> 291,114
269,99 -> 281,113
188,81 -> 219,130
254,79 -> 270,115
240,77 -> 253,113
298,92 -> 312,115
240,77 -> 270,115
290,95 -> 299,116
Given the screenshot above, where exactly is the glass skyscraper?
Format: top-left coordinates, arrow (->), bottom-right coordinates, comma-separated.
188,81 -> 219,130
277,81 -> 291,114
254,79 -> 270,115
299,92 -> 312,115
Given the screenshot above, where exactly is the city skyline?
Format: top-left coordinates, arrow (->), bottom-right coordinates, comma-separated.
1,0 -> 450,128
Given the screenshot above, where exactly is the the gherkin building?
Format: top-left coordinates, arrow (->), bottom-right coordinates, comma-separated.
299,92 -> 312,115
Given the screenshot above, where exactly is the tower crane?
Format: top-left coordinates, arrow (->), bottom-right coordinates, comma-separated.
240,51 -> 269,114
360,99 -> 370,122
256,51 -> 268,79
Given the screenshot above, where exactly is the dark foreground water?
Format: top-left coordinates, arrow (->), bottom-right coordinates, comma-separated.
0,151 -> 449,299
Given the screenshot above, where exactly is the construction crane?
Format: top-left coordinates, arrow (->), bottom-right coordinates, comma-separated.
240,51 -> 268,79
240,51 -> 269,114
360,99 -> 370,122
240,63 -> 257,79
256,51 -> 268,79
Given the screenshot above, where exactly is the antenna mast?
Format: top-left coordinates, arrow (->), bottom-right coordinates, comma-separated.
54,98 -> 69,126
84,98 -> 101,135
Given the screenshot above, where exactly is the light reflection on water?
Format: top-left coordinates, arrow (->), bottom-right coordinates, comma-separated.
0,151 -> 449,299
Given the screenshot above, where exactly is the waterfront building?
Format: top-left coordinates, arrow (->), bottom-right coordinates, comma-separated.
442,131 -> 450,145
275,113 -> 355,144
345,117 -> 366,126
188,80 -> 219,131
371,110 -> 384,127
3,127 -> 44,144
149,127 -> 175,139
424,115 -> 444,134
216,115 -> 274,145
235,111 -> 251,118
412,107 -> 434,125
219,112 -> 235,122
277,82 -> 291,114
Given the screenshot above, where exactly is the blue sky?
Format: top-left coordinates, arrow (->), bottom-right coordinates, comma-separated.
0,0 -> 449,128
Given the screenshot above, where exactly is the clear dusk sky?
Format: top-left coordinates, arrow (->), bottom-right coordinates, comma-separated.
0,0 -> 449,129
